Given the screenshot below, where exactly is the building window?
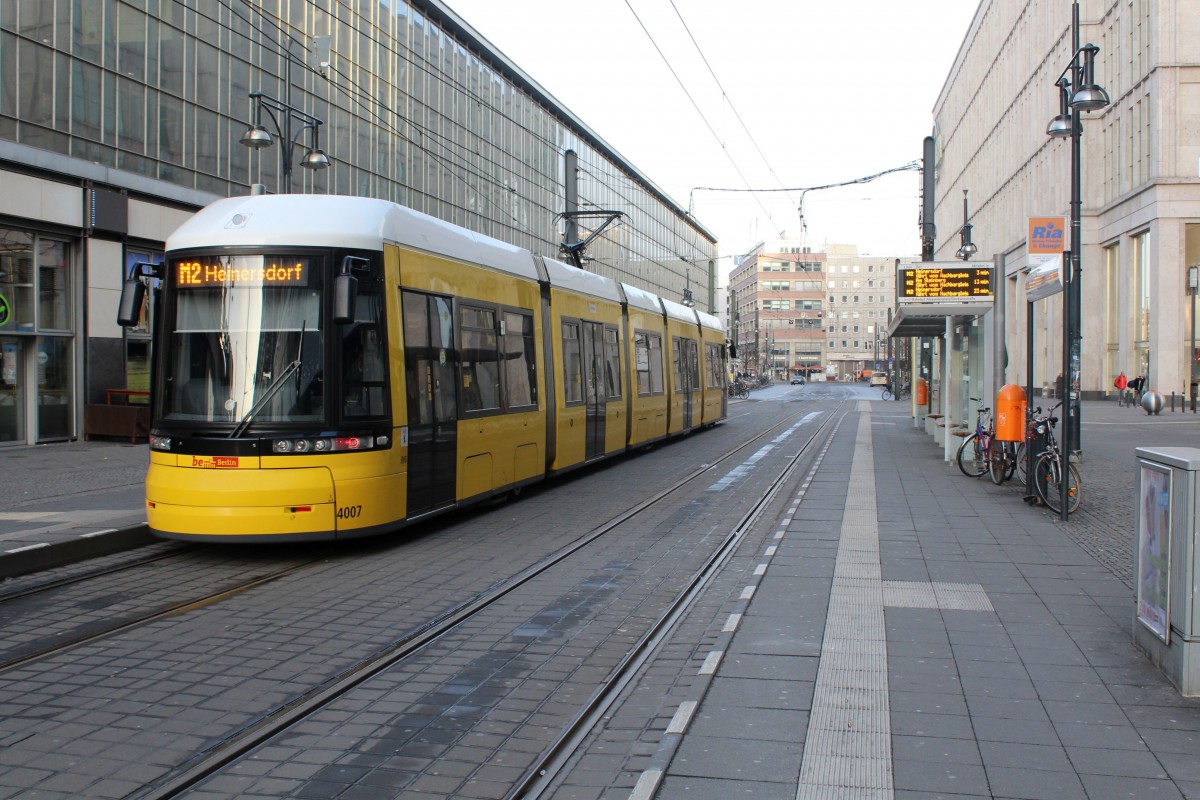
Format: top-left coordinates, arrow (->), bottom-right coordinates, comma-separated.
1133,231 -> 1149,344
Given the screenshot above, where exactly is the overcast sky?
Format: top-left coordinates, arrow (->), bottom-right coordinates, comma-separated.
444,0 -> 979,273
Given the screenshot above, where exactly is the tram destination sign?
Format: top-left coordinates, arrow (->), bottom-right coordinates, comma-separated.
898,263 -> 993,303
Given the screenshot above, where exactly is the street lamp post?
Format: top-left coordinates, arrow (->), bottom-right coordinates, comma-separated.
240,91 -> 330,193
1046,1 -> 1109,520
955,189 -> 977,261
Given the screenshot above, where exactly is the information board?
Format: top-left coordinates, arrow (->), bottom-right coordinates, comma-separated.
898,265 -> 993,301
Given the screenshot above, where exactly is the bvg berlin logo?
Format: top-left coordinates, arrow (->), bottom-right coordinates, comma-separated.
1028,216 -> 1066,254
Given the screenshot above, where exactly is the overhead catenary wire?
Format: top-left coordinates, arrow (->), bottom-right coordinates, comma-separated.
623,0 -> 784,240
666,0 -> 800,213
201,0 -> 717,278
689,160 -> 922,238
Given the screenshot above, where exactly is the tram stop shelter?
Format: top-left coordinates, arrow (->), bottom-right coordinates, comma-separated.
887,262 -> 997,462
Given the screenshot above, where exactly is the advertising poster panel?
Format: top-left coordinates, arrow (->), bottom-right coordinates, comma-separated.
1137,460 -> 1172,642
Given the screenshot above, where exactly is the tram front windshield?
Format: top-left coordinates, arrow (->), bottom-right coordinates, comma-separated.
161,254 -> 324,426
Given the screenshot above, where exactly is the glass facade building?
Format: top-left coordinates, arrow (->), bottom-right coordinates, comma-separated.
0,0 -> 716,445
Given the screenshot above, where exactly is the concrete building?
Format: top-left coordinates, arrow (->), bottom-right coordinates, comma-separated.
0,0 -> 716,447
824,245 -> 902,382
728,241 -> 907,382
933,0 -> 1200,410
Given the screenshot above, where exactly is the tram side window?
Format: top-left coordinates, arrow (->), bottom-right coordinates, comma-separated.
634,331 -> 663,396
706,343 -> 722,388
673,337 -> 684,389
342,289 -> 387,419
502,311 -> 537,409
562,321 -> 583,403
604,327 -> 621,399
460,305 -> 500,413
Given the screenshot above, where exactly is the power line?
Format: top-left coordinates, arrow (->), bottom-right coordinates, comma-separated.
666,0 -> 797,207
689,161 -> 922,238
623,0 -> 783,239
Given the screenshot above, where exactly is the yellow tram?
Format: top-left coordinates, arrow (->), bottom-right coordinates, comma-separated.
118,194 -> 728,541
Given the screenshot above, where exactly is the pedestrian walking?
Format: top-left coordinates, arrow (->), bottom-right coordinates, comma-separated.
1128,374 -> 1146,406
1114,371 -> 1128,406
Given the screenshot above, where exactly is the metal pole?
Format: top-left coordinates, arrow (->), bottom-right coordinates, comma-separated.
1026,299 -> 1036,501
281,46 -> 293,194
1061,1 -> 1081,521
1192,269 -> 1197,412
994,253 -> 1005,401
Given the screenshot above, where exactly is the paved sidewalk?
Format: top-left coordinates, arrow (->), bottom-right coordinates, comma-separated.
4,392 -> 1200,798
0,440 -> 151,578
642,393 -> 1200,799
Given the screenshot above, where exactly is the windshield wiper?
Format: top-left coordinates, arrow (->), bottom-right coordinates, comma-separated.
229,321 -> 306,439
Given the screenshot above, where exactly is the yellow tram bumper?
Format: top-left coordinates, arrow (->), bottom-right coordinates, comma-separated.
146,460 -> 336,540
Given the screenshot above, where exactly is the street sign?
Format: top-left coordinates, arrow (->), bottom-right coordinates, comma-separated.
898,263 -> 993,302
1029,216 -> 1067,254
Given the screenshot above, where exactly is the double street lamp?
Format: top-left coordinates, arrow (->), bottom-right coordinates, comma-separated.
240,91 -> 330,193
956,189 -> 977,261
1046,1 -> 1109,520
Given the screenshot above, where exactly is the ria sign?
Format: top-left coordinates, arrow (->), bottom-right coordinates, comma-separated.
1026,216 -> 1067,302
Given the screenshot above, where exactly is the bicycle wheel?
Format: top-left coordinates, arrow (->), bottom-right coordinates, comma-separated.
881,388 -> 892,401
1034,453 -> 1082,514
956,433 -> 988,477
1013,442 -> 1028,483
988,442 -> 1011,485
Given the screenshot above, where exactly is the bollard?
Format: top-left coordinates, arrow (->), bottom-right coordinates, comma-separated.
1172,392 -> 1177,412
1143,390 -> 1165,416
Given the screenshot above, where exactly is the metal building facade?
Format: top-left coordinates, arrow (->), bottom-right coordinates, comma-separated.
0,0 -> 716,446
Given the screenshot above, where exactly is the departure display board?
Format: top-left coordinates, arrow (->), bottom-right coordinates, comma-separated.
173,257 -> 311,288
899,265 -> 993,301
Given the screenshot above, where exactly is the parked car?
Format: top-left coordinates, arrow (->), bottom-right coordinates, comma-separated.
790,376 -> 805,385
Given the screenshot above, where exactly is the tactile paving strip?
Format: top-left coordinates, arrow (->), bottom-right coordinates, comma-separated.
797,411 -> 893,799
882,580 -> 994,612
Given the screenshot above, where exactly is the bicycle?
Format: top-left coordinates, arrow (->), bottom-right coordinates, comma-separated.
1030,403 -> 1082,513
728,381 -> 749,400
881,383 -> 909,401
988,439 -> 1020,485
956,399 -> 993,478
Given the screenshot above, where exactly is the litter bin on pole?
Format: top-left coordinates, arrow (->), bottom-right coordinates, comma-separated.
1133,447 -> 1200,695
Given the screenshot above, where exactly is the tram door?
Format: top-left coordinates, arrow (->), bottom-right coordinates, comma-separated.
583,321 -> 606,460
403,292 -> 458,516
676,337 -> 698,428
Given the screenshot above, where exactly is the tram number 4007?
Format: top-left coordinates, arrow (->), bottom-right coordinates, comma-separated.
336,505 -> 362,520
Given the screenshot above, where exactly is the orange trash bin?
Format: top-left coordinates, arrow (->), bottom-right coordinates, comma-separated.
995,383 -> 1027,442
915,377 -> 929,406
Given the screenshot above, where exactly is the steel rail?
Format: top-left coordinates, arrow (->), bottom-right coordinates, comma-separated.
506,401 -> 851,799
131,408 -> 818,800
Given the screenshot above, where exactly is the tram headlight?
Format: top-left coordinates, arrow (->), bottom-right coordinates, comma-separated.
150,436 -> 172,451
269,435 -> 379,454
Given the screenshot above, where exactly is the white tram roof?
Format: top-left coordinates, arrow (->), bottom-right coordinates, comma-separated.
541,256 -> 624,304
621,283 -> 663,315
167,194 -> 539,282
661,297 -> 700,325
695,309 -> 723,334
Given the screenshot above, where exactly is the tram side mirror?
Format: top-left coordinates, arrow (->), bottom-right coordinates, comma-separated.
117,278 -> 146,328
117,262 -> 161,327
334,256 -> 367,324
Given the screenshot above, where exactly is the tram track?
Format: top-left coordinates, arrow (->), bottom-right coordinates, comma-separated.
126,404 -> 837,800
104,399 -> 850,800
508,399 -> 852,799
0,398 -> 848,800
